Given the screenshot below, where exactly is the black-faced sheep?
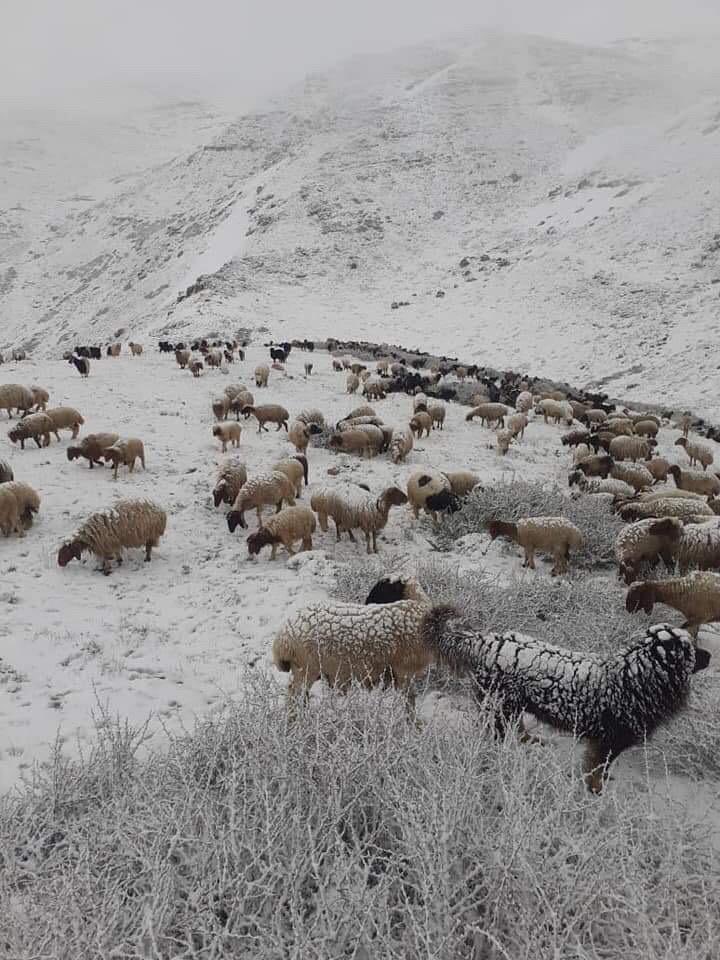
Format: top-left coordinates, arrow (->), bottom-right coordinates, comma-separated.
67,433 -> 119,469
246,505 -> 316,559
668,464 -> 720,499
8,413 -> 54,449
227,472 -> 296,530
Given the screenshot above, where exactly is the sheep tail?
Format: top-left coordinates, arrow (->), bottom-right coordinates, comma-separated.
420,605 -> 479,674
294,454 -> 309,485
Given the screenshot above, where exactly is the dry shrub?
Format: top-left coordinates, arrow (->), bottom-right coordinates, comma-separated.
1,677 -> 719,959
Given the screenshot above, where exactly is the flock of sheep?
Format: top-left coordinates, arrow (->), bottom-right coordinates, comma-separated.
1,336 -> 717,794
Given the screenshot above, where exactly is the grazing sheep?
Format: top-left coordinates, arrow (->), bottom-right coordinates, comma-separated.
296,408 -> 325,429
175,348 -> 191,370
311,483 -> 406,553
227,472 -> 296,530
466,403 -> 508,428
420,608 -> 708,793
619,498 -> 713,523
329,429 -> 376,459
674,518 -> 720,575
536,398 -> 573,426
288,420 -> 318,454
569,455 -> 614,484
406,469 -> 452,524
254,363 -> 270,388
128,342 -> 143,357
626,572 -> 720,636
668,464 -> 720,499
272,576 -> 432,711
7,412 -> 54,449
58,499 -> 167,575
487,517 -> 584,576
45,407 -> 84,441
634,419 -> 659,438
242,404 -> 289,433
507,413 -> 528,440
603,418 -> 635,437
389,428 -> 414,464
675,436 -> 714,471
0,459 -> 14,483
428,402 -> 446,430
230,390 -> 254,420
571,475 -> 635,501
30,386 -> 49,411
213,459 -> 248,508
608,435 -> 655,463
206,348 -> 223,370
341,405 -> 376,422
212,395 -> 231,421
646,457 -> 671,484
363,378 -> 386,401
610,461 -> 654,493
0,384 -> 34,419
346,372 -> 360,394
614,517 -> 683,584
102,439 -> 146,479
442,470 -> 480,497
409,412 -> 432,438
336,415 -> 383,432
247,505 -> 316,559
572,443 -> 592,465
67,432 -> 119,469
561,428 -> 591,448
0,486 -> 24,537
273,456 -> 308,498
213,422 -> 241,452
189,359 -> 204,378
1,480 -> 40,529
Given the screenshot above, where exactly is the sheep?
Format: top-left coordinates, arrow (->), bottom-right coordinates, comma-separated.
30,386 -> 49,411
406,469 -> 452,524
189,359 -> 204,378
465,403 -> 508,428
674,519 -> 720,575
626,572 -> 720,636
272,576 -> 432,712
638,488 -> 706,502
588,431 -> 615,454
230,391 -> 254,419
571,454 -> 614,480
246,505 -> 316,560
242,404 -> 289,433
614,517 -> 683,584
610,461 -> 654,492
287,420 -> 318,454
175,349 -> 191,370
311,483 -> 406,552
571,475 -> 635,501
608,435 -> 655,463
420,608 -> 708,793
496,428 -> 513,456
507,412 -> 528,440
296,408 -> 325,429
273,455 -> 308,498
442,470 -> 480,497
311,482 -> 369,542
634,419 -> 659,438
227,471 -> 296,530
7,412 -> 54,449
332,358 -> 344,372
45,407 -> 85,441
102,439 -> 146,479
0,459 -> 14,483
604,418 -> 635,437
224,383 -> 247,400
1,480 -> 40,529
389,428 -> 414,464
254,363 -> 270,388
128,342 -> 143,357
583,408 -> 608,426
0,384 -> 34,419
409,412 -> 432,438
68,355 -> 90,377
336,415 -> 383,432
515,390 -> 533,412
206,348 -> 223,369
675,436 -> 714,471
536,398 -> 573,426
212,395 -> 231,421
213,422 -> 241,452
619,498 -> 713,523
329,429 -> 376,459
0,486 -> 24,537
573,443 -> 592,465
412,393 -> 428,413
67,432 -> 119,469
341,405 -> 376,422
346,372 -> 360,394
58,499 -> 167,575
668,464 -> 720,499
646,456 -> 671,484
428,402 -> 446,430
561,428 -> 591,448
487,517 -> 584,576
107,343 -> 121,357
678,413 -> 692,438
213,459 -> 248,508
363,378 -> 386,401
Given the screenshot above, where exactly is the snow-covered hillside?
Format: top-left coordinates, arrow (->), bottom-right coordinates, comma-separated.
3,32 -> 720,414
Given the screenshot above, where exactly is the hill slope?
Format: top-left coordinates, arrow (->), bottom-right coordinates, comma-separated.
3,32 -> 720,414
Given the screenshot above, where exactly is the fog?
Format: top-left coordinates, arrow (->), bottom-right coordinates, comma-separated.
2,0 -> 720,113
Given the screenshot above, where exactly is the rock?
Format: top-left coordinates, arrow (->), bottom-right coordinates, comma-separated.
436,290 -> 445,298
432,210 -> 445,220
459,257 -> 470,268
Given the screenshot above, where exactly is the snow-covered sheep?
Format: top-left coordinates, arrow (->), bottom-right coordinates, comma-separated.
254,363 -> 270,388
247,505 -> 316,560
573,443 -> 592,465
465,403 -> 508,428
213,459 -> 248,508
242,403 -> 289,433
487,517 -> 584,576
515,391 -> 533,413
407,469 -> 452,524
230,390 -> 254,418
442,470 -> 480,497
535,398 -> 573,426
507,412 -> 528,440
674,518 -> 720,575
610,461 -> 654,492
287,420 -> 316,454
619,498 -> 713,523
675,436 -> 714,471
67,432 -> 119,469
227,471 -> 296,531
409,412 -> 432,438
668,464 -> 720,499
58,499 -> 167,575
646,457 -> 671,484
608,435 -> 655,463
0,384 -> 34,419
613,517 -> 683,584
389,428 -> 414,464
626,571 -> 720,636
561,428 -> 591,448
273,455 -> 308,498
297,408 -> 325,429
271,576 -> 432,712
604,417 -> 635,436
0,486 -> 24,537
212,422 -> 241,452
341,404 -> 376,422
582,409 -> 608,426
328,429 -> 377,458
336,415 -> 383,432
7,412 -> 54,449
420,608 -> 708,793
44,407 -> 84,441
1,480 -> 40,529
30,385 -> 49,411
571,475 -> 635,501
311,483 -> 407,553
363,378 -> 386,401
102,439 -> 146,479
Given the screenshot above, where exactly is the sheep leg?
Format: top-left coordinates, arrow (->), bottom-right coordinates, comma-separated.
256,507 -> 264,527
583,739 -> 624,795
284,543 -> 295,557
301,535 -> 312,551
371,531 -> 378,554
145,543 -> 153,562
365,531 -> 372,555
71,425 -> 79,439
275,422 -> 282,431
524,546 -> 536,570
53,430 -> 61,442
270,543 -> 278,560
100,558 -> 113,576
128,458 -> 135,473
346,529 -> 357,544
113,463 -> 119,481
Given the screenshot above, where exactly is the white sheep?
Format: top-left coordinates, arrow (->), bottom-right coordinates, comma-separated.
0,383 -> 34,419
58,499 -> 167,575
506,412 -> 528,440
668,465 -> 720,499
389,428 -> 414,464
619,498 -> 713,523
311,483 -> 407,553
608,435 -> 654,463
626,571 -> 720,635
1,481 -> 41,529
515,391 -> 533,413
674,518 -> 720,575
675,436 -> 714,471
212,422 -> 241,452
273,456 -> 308,498
535,398 -> 573,426
613,517 -> 683,584
0,486 -> 24,537
102,439 -> 146,479
465,402 -> 508,428
428,402 -> 446,430
254,363 -> 270,388
227,471 -> 296,530
487,517 -> 584,576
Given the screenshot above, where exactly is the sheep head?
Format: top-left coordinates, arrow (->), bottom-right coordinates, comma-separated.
246,528 -> 275,556
227,510 -> 246,533
66,446 -> 81,462
213,482 -> 227,508
487,520 -> 517,542
675,437 -> 688,449
667,465 -> 682,486
58,540 -> 83,567
625,582 -> 655,614
381,486 -> 408,509
648,518 -> 683,542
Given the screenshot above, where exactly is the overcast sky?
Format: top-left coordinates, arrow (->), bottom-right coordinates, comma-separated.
3,0 -> 719,111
